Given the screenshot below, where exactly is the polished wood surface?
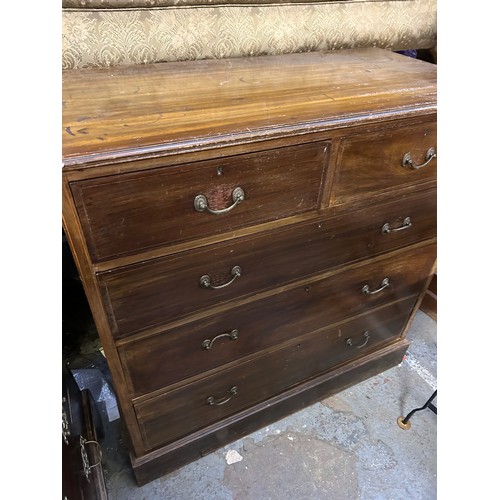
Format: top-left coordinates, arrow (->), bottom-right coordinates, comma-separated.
62,49 -> 436,165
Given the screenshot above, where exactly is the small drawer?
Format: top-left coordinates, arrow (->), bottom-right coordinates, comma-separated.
100,191 -> 436,339
134,299 -> 414,451
120,294 -> 418,399
71,141 -> 329,263
332,119 -> 436,205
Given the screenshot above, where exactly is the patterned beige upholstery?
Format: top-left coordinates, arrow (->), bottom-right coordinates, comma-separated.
62,0 -> 436,69
62,0 -> 409,7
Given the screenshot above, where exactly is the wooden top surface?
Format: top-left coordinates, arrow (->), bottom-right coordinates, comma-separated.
62,48 -> 437,167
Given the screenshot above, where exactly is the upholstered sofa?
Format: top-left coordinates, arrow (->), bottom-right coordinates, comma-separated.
62,0 -> 437,69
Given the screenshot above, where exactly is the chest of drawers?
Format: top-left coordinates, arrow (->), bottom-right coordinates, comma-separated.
62,48 -> 437,485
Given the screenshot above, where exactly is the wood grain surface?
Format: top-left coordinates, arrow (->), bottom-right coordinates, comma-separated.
62,48 -> 437,165
120,296 -> 418,399
61,48 -> 437,484
71,141 -> 328,261
135,301 -> 414,451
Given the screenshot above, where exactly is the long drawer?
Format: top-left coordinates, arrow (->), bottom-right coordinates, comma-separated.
70,141 -> 329,262
134,299 -> 414,451
122,295 -> 418,399
120,243 -> 435,398
332,119 -> 437,205
101,190 -> 436,338
121,273 -> 422,399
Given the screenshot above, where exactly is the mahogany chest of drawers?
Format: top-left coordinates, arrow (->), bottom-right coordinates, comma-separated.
62,48 -> 437,485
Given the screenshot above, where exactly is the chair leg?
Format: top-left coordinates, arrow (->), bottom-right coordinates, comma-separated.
397,389 -> 437,430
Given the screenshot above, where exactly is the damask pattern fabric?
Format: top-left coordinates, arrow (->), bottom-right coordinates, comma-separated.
62,0 -> 436,69
62,0 -> 395,8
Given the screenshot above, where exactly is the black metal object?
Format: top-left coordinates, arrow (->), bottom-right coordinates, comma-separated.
397,390 -> 437,430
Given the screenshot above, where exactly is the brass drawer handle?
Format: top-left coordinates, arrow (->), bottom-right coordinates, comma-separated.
381,217 -> 412,234
402,147 -> 436,170
194,187 -> 245,215
206,386 -> 238,406
200,266 -> 242,289
346,331 -> 370,349
202,329 -> 239,350
362,277 -> 390,295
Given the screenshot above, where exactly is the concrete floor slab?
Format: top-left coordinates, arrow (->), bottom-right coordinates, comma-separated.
68,310 -> 437,499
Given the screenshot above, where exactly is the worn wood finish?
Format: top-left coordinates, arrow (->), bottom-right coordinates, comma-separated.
107,238 -> 434,349
332,118 -> 437,205
61,48 -> 437,484
122,295 -> 417,400
135,303 -> 412,451
81,390 -> 109,500
86,172 -> 434,273
131,339 -> 410,485
100,193 -> 436,338
62,370 -> 108,500
62,49 -> 436,165
420,272 -> 437,320
62,180 -> 148,456
71,141 -> 329,262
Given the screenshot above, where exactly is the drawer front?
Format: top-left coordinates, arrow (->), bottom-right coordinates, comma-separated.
71,141 -> 329,262
332,120 -> 436,205
121,294 -> 418,399
135,300 -> 414,451
101,190 -> 436,338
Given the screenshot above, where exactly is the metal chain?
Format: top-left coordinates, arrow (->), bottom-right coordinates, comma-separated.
79,436 -> 103,482
62,397 -> 70,445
